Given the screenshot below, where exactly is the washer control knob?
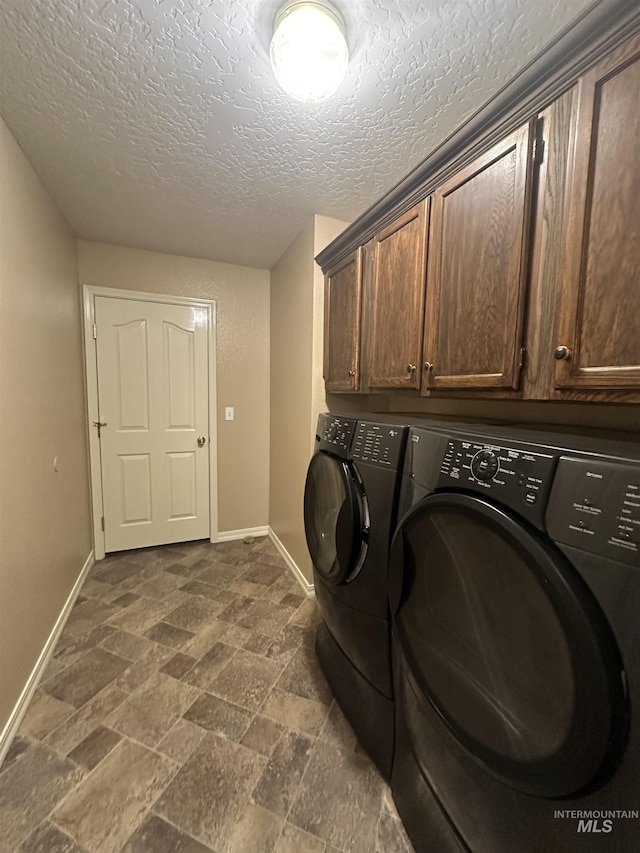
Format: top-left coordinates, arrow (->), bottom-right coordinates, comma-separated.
471,449 -> 500,482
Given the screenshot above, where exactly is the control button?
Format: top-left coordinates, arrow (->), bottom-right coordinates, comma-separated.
610,535 -> 637,551
570,523 -> 594,535
471,450 -> 500,482
516,474 -> 526,487
525,491 -> 538,505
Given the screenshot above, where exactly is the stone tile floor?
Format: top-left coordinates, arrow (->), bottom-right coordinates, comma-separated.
0,537 -> 414,853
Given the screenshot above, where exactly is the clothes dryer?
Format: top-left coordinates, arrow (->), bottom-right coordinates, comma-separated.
388,423 -> 640,852
304,412 -> 409,777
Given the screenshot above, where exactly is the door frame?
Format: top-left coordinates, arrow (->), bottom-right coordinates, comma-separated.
82,285 -> 219,560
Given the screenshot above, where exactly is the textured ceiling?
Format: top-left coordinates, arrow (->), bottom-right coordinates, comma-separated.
0,0 -> 595,269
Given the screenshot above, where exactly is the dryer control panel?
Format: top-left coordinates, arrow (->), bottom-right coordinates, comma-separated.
437,438 -> 557,529
547,457 -> 640,567
352,422 -> 406,469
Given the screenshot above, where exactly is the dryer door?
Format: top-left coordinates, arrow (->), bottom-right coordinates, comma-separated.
389,492 -> 628,798
304,451 -> 368,585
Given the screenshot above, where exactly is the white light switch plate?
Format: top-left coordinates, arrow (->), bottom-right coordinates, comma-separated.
225,407 -> 234,421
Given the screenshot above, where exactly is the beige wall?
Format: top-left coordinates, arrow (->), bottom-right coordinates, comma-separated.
270,216 -> 350,583
78,241 -> 270,533
270,220 -> 315,580
0,118 -> 92,733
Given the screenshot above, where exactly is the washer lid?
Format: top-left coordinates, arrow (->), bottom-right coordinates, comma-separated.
304,451 -> 368,585
389,492 -> 629,798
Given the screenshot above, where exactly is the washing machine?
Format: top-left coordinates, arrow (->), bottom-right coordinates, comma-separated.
388,423 -> 640,853
303,412 -> 409,777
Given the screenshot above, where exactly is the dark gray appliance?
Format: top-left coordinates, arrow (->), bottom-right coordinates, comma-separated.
388,423 -> 640,853
303,412 -> 409,777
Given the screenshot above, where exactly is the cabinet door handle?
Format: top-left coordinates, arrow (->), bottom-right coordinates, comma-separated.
423,361 -> 433,372
553,346 -> 572,361
407,364 -> 417,373
348,369 -> 356,377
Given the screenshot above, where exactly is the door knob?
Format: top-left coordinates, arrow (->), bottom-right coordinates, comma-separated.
197,436 -> 207,447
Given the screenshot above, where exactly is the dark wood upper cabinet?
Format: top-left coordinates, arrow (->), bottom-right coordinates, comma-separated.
324,250 -> 362,392
367,200 -> 429,390
422,122 -> 534,392
554,34 -> 640,391
318,11 -> 640,404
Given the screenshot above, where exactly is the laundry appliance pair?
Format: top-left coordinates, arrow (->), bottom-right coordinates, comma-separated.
305,413 -> 640,853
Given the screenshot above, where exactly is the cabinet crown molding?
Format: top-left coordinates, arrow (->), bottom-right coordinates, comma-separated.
316,0 -> 640,274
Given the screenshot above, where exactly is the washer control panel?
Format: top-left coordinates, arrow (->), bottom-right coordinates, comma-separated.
470,448 -> 500,481
352,422 -> 406,469
438,438 -> 557,528
316,415 -> 355,457
547,457 -> 640,567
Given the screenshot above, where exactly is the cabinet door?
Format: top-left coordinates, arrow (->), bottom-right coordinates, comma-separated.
423,122 -> 534,391
367,200 -> 429,390
324,250 -> 362,392
554,35 -> 640,390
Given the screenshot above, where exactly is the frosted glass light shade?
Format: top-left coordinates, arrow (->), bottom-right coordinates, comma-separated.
270,1 -> 349,103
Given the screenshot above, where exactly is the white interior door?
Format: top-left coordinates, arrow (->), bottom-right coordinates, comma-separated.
95,296 -> 210,551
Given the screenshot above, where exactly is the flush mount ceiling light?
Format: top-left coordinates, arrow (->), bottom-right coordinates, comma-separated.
270,0 -> 349,103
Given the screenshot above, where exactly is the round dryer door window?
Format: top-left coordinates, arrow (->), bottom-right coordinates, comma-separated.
389,492 -> 629,798
304,452 -> 368,585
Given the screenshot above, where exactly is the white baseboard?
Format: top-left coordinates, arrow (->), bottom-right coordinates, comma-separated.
268,527 -> 315,599
215,526 -> 270,543
0,550 -> 95,766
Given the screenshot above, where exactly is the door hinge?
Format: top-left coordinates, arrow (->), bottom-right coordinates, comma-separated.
92,323 -> 97,340
533,137 -> 545,166
519,347 -> 527,370
101,516 -> 105,532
